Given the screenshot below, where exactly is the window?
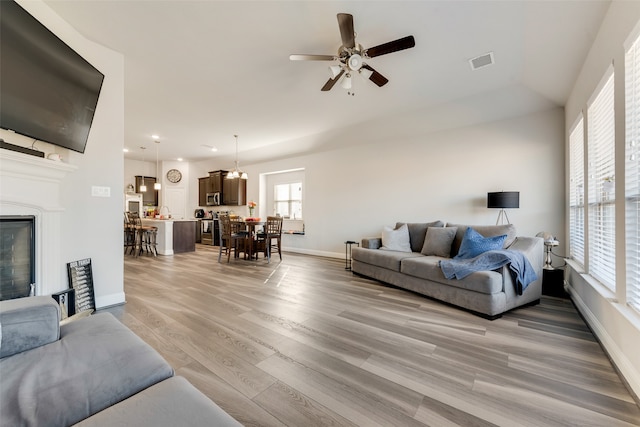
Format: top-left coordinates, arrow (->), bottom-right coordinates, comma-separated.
587,72 -> 616,290
274,182 -> 302,219
569,117 -> 585,266
626,31 -> 640,310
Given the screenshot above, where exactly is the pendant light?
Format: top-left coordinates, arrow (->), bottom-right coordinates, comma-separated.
139,146 -> 147,192
154,140 -> 161,190
226,134 -> 248,180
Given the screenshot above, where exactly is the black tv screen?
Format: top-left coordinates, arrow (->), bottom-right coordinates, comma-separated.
0,1 -> 104,154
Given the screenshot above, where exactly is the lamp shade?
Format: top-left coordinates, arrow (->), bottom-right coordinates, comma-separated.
487,191 -> 519,209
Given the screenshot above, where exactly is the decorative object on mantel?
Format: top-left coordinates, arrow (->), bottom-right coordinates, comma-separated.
226,134 -> 248,180
487,191 -> 519,225
126,184 -> 135,193
248,200 -> 256,216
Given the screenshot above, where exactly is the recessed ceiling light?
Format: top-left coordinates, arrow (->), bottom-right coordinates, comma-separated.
151,134 -> 160,140
123,148 -> 129,153
177,158 -> 183,162
211,147 -> 218,152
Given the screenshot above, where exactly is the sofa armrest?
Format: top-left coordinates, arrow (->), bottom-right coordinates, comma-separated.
507,236 -> 544,274
361,237 -> 382,249
0,296 -> 60,359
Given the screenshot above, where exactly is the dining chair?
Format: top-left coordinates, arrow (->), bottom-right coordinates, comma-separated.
218,214 -> 247,262
257,216 -> 283,263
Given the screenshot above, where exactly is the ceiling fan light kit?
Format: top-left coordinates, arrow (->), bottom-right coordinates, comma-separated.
290,13 -> 415,94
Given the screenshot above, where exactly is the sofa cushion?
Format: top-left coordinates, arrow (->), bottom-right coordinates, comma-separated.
0,312 -> 174,427
381,224 -> 412,252
74,376 -> 242,427
352,247 -> 423,272
0,296 -> 60,359
421,227 -> 458,257
401,257 -> 504,294
395,221 -> 444,252
449,224 -> 517,257
454,227 -> 507,260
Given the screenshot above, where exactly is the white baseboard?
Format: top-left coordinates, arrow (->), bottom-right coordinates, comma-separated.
95,291 -> 125,309
282,247 -> 343,260
567,285 -> 640,398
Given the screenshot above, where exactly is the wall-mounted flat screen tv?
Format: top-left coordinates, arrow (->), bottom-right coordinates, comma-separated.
0,1 -> 104,154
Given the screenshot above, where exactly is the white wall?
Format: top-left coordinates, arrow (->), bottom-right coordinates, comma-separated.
564,1 -> 640,397
3,1 -> 125,308
191,107 -> 565,259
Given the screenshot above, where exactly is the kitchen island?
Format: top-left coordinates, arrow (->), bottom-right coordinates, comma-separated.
140,218 -> 197,255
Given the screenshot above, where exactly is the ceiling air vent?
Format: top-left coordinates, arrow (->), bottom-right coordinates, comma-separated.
469,52 -> 494,71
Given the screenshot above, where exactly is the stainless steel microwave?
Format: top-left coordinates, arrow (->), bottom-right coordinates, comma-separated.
206,192 -> 220,206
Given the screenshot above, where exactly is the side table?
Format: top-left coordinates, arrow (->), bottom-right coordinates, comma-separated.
542,268 -> 567,298
344,240 -> 359,270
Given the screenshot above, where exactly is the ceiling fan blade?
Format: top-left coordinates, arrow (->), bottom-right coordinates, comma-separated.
337,13 -> 355,49
290,54 -> 335,61
362,64 -> 388,87
321,69 -> 345,91
365,35 -> 415,58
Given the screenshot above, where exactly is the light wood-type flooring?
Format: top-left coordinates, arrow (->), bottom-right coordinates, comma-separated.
105,245 -> 640,426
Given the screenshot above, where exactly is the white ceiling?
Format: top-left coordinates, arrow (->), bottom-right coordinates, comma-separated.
44,0 -> 610,165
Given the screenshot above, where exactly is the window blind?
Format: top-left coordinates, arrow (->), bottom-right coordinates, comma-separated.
626,33 -> 640,310
569,117 -> 585,266
588,73 -> 616,290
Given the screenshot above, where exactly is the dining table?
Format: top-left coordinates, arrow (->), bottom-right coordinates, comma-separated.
241,219 -> 265,260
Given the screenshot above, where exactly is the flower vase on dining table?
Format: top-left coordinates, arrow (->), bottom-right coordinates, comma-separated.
249,207 -> 254,217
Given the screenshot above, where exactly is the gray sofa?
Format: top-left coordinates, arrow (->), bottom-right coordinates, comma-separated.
0,296 -> 241,427
352,222 -> 543,319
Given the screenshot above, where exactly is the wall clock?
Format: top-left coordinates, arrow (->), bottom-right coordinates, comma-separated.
166,169 -> 182,183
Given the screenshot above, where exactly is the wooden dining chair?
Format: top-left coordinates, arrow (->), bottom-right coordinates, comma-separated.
218,214 -> 247,263
257,216 -> 283,263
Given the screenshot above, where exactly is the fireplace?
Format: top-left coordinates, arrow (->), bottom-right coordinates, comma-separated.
0,149 -> 77,296
0,216 -> 35,300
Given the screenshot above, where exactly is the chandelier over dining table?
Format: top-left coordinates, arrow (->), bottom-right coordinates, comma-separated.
226,134 -> 248,180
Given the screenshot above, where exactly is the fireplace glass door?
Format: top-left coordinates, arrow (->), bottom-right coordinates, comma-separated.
0,216 -> 35,300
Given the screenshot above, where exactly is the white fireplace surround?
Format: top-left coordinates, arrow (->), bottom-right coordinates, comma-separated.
0,149 -> 77,296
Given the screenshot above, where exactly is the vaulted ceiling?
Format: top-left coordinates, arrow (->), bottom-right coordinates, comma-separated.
44,0 -> 610,164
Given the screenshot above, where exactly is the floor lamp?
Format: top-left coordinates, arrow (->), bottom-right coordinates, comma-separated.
487,191 -> 519,225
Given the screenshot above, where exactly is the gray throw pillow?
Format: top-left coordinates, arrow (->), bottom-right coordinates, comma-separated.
421,227 -> 458,257
395,220 -> 445,252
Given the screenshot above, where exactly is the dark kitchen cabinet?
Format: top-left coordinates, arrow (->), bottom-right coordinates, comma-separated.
198,177 -> 210,206
135,176 -> 158,206
222,173 -> 246,206
209,171 -> 223,193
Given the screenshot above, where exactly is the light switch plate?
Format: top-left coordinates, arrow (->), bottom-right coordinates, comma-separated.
91,186 -> 111,197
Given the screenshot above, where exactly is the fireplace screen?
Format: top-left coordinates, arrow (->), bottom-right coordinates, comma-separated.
0,216 -> 35,300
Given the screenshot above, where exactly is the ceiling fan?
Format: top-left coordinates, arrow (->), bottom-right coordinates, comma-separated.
290,13 -> 415,93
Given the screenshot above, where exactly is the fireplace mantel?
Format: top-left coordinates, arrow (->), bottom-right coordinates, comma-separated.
0,148 -> 78,296
0,149 -> 77,181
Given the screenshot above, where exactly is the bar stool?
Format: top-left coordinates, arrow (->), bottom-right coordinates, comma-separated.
141,226 -> 158,256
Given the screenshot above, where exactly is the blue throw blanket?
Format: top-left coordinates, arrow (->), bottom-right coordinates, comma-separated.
439,250 -> 537,295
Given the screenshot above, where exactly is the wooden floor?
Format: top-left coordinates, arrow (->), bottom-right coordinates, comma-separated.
105,245 -> 640,426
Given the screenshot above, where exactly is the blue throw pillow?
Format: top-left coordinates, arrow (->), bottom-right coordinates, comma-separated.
454,227 -> 507,260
